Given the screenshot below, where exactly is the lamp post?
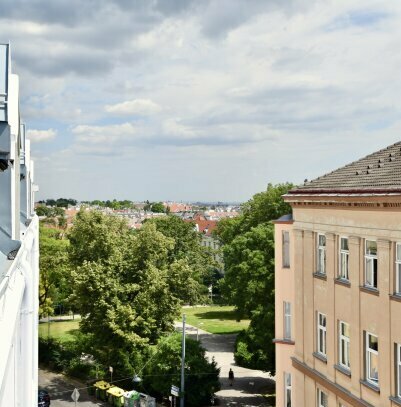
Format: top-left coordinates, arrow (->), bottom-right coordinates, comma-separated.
180,314 -> 186,407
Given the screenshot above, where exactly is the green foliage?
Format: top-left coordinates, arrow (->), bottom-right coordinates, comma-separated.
147,216 -> 218,304
45,198 -> 77,208
39,225 -> 70,318
144,333 -> 220,407
87,199 -> 135,209
36,205 -> 65,218
150,202 -> 165,213
215,183 -> 293,372
69,215 -> 184,365
66,210 -> 221,381
67,210 -> 129,267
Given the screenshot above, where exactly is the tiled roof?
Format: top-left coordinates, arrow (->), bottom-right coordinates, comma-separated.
291,141 -> 401,193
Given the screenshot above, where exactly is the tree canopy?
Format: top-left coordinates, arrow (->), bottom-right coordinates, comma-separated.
39,225 -> 70,317
215,183 -> 293,371
143,333 -> 220,407
68,211 -> 216,368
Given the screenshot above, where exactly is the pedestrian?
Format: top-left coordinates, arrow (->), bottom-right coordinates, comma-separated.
228,368 -> 234,386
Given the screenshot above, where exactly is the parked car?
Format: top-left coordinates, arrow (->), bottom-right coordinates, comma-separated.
38,389 -> 50,407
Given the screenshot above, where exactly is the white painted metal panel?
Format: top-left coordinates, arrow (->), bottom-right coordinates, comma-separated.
0,44 -> 8,122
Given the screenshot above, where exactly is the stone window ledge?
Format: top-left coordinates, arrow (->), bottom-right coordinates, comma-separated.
389,396 -> 401,406
335,278 -> 351,287
272,338 -> 295,345
334,364 -> 351,377
313,272 -> 327,281
360,379 -> 380,393
313,352 -> 327,364
390,294 -> 401,303
359,286 -> 379,296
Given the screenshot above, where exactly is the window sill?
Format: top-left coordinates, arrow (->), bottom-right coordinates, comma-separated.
335,278 -> 350,287
272,338 -> 295,345
334,364 -> 351,377
359,286 -> 379,296
360,379 -> 380,393
390,294 -> 401,303
389,396 -> 401,406
313,352 -> 327,363
313,272 -> 327,281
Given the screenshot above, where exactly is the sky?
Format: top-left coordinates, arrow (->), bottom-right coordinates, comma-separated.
1,0 -> 401,202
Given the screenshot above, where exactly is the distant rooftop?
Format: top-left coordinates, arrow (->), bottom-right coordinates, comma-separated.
290,141 -> 401,194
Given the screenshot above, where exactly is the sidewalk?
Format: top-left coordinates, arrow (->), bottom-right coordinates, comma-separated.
175,323 -> 275,406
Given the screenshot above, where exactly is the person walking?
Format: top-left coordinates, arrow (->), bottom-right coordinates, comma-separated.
228,368 -> 234,386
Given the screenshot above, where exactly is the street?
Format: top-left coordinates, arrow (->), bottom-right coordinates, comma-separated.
39,369 -> 108,407
39,324 -> 275,407
176,324 -> 276,407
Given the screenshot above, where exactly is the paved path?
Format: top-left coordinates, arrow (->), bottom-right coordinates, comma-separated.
39,368 -> 108,407
175,323 -> 275,407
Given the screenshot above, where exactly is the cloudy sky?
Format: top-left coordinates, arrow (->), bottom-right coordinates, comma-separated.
1,0 -> 401,202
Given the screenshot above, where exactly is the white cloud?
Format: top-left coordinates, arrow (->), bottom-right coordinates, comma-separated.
72,123 -> 137,144
26,128 -> 57,142
5,0 -> 401,201
105,99 -> 161,116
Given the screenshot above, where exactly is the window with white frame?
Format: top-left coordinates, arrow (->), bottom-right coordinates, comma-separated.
317,234 -> 326,274
366,332 -> 379,385
284,372 -> 291,407
397,344 -> 401,398
284,302 -> 291,340
365,240 -> 378,289
317,312 -> 327,357
317,388 -> 328,407
396,244 -> 401,295
339,237 -> 349,280
339,321 -> 350,369
283,231 -> 290,268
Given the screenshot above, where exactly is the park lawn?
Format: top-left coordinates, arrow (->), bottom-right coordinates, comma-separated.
181,306 -> 250,334
38,319 -> 81,343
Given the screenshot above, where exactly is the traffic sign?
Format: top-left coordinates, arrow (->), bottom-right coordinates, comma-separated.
171,385 -> 180,397
71,388 -> 80,402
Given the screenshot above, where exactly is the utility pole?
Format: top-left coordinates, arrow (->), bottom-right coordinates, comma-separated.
180,314 -> 186,407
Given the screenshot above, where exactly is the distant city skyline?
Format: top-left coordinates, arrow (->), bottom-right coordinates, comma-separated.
1,0 -> 401,201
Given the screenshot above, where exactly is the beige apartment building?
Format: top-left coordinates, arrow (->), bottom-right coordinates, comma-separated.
275,141 -> 401,407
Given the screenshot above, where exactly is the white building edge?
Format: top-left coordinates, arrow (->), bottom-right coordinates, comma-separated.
0,44 -> 39,407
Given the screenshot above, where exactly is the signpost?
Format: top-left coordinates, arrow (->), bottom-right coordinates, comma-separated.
71,388 -> 80,407
171,385 -> 180,407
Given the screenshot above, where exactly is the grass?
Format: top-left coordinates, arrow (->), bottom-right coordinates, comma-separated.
180,305 -> 250,334
38,306 -> 249,341
38,319 -> 81,343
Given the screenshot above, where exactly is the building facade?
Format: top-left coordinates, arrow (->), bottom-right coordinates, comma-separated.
275,141 -> 401,407
0,43 -> 39,407
274,214 -> 295,407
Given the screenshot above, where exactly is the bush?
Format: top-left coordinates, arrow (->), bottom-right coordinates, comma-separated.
39,337 -> 75,372
234,326 -> 275,373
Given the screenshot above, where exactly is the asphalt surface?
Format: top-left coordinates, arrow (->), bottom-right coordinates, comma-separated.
176,324 -> 276,407
39,369 -> 108,407
39,323 -> 275,407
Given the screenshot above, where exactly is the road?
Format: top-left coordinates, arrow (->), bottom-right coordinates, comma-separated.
176,323 -> 276,407
39,368 -> 108,407
40,324 -> 275,407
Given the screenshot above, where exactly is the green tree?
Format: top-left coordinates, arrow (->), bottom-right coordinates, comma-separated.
147,216 -> 218,303
69,217 -> 183,363
215,183 -> 293,371
68,210 -> 129,267
144,333 -> 220,407
150,202 -> 165,213
39,225 -> 70,318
